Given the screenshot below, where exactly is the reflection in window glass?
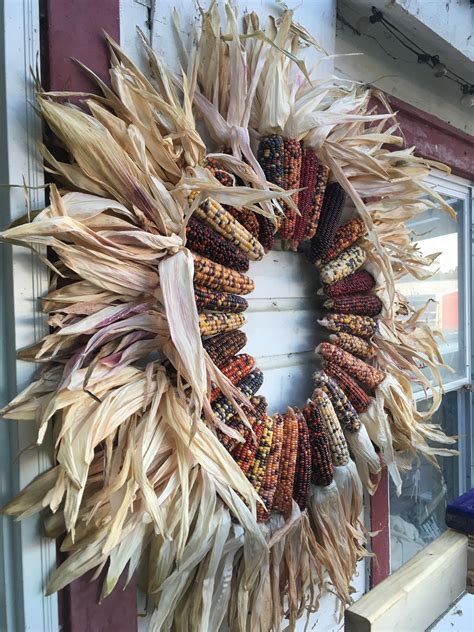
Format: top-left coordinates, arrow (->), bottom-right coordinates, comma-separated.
389,391 -> 459,572
397,195 -> 465,387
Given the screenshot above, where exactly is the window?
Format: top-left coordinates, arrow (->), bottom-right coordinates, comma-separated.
390,172 -> 472,572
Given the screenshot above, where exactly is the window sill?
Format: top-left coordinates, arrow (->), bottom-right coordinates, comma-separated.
345,529 -> 467,632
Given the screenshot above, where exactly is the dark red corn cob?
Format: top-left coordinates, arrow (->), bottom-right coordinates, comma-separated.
309,182 -> 346,261
280,138 -> 303,240
203,331 -> 247,368
302,401 -> 334,486
231,415 -> 266,474
324,293 -> 383,317
194,285 -> 249,314
256,214 -> 275,252
293,410 -> 312,510
210,354 -> 256,402
292,148 -> 319,246
318,218 -> 366,265
321,269 -> 376,298
304,164 -> 330,241
187,217 -> 250,272
324,361 -> 371,414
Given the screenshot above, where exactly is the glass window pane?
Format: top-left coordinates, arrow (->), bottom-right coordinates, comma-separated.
389,391 -> 459,572
397,194 -> 467,388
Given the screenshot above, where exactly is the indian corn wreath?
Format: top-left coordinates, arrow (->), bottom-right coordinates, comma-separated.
0,3 -> 459,630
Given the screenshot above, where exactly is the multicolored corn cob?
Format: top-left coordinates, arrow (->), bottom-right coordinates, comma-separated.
321,269 -> 376,298
194,285 -> 249,314
247,415 -> 274,492
316,218 -> 366,265
279,138 -> 303,240
303,400 -> 334,486
257,413 -> 284,521
272,408 -> 299,515
237,369 -> 264,398
192,197 -> 265,260
199,312 -> 246,337
292,148 -> 320,246
257,134 -> 284,187
309,182 -> 346,260
210,354 -> 256,401
206,163 -> 261,237
231,415 -> 266,474
324,294 -> 383,317
212,386 -> 265,426
319,245 -> 367,285
257,134 -> 285,251
216,395 -> 268,451
317,342 -> 385,389
186,217 -> 250,272
304,164 -> 330,240
312,389 -> 350,466
329,332 -> 375,359
193,254 -> 255,295
323,361 -> 370,413
203,331 -> 247,368
319,313 -> 378,339
293,410 -> 312,510
313,371 -> 361,433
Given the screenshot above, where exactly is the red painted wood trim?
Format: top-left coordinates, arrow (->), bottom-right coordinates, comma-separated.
370,467 -> 391,587
41,1 -> 138,630
387,95 -> 474,181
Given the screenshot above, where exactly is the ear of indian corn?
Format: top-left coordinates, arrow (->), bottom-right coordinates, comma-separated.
257,413 -> 284,521
246,415 -> 274,492
210,354 -> 256,401
302,400 -> 334,486
323,361 -> 370,413
257,134 -> 285,251
199,312 -> 246,337
293,410 -> 312,510
193,197 -> 265,260
318,313 -> 377,339
316,217 -> 366,265
194,285 -> 249,314
231,415 -> 266,474
207,163 -> 261,238
257,134 -> 284,187
317,342 -> 385,389
193,254 -> 254,295
313,371 -> 361,433
272,408 -> 299,515
320,269 -> 376,298
329,332 -> 375,359
324,294 -> 383,317
312,389 -> 350,466
319,245 -> 367,285
217,395 -> 268,452
237,369 -> 264,398
186,217 -> 250,272
203,330 -> 247,368
292,148 -> 319,246
309,182 -> 345,260
279,138 -> 303,240
304,163 -> 329,240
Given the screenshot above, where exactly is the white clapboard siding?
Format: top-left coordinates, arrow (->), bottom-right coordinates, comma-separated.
245,245 -> 324,415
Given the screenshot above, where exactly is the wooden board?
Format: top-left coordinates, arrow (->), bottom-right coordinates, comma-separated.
345,529 -> 467,632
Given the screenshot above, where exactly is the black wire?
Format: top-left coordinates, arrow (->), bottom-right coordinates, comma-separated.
337,9 -> 472,89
